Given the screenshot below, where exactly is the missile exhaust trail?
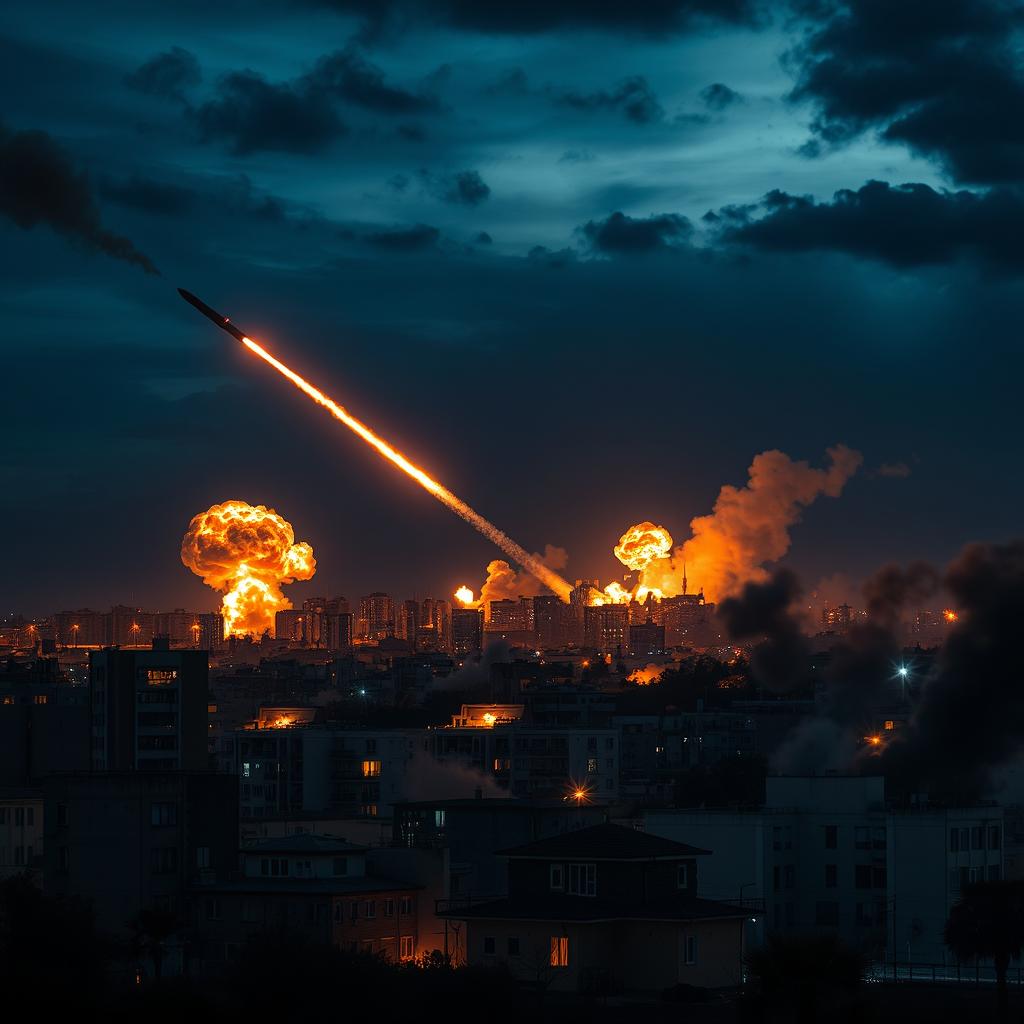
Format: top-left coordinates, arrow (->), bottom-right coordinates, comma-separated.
178,288 -> 573,602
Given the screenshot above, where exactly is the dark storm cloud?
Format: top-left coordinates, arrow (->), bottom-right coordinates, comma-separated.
581,210 -> 692,252
421,169 -> 491,206
790,0 -> 1024,184
553,75 -> 664,124
882,541 -> 1024,802
716,180 -> 1024,272
700,82 -> 741,110
99,172 -> 291,223
718,569 -> 810,693
0,124 -> 158,273
195,70 -> 346,154
316,0 -> 761,34
363,223 -> 440,249
306,47 -> 439,114
99,176 -> 197,215
124,46 -> 201,100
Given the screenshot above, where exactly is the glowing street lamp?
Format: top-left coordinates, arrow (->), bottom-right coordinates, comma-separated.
71,623 -> 80,649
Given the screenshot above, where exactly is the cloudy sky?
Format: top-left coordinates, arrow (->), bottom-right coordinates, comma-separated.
2,0 -> 1022,615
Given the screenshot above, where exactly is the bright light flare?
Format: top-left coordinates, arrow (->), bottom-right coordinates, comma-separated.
454,585 -> 475,606
240,335 -> 573,602
943,609 -> 959,623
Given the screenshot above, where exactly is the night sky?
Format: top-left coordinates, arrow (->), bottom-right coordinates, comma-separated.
3,1 -> 1021,616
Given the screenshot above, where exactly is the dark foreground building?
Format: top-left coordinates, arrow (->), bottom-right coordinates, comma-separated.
439,823 -> 748,993
43,771 -> 238,937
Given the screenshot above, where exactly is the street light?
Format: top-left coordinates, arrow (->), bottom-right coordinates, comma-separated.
71,623 -> 80,649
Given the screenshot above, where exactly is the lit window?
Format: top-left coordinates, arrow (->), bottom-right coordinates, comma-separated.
362,760 -> 382,778
884,720 -> 894,731
550,936 -> 569,967
400,936 -> 415,960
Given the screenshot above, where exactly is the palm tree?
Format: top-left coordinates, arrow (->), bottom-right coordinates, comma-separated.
945,880 -> 1024,1021
745,932 -> 866,1024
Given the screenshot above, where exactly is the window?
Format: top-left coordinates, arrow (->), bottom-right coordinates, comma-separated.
150,847 -> 178,874
399,896 -> 413,915
586,758 -> 598,774
14,808 -> 23,827
333,857 -> 348,876
362,760 -> 382,777
58,846 -> 70,872
683,935 -> 698,966
365,900 -> 376,919
989,825 -> 1002,851
350,901 -> 359,922
567,862 -> 596,897
950,828 -> 960,853
972,826 -> 984,850
550,936 -> 569,967
784,865 -> 795,890
872,827 -> 886,850
825,864 -> 838,888
677,864 -> 690,889
483,936 -> 496,956
196,846 -> 210,869
400,936 -> 415,960
150,802 -> 178,826
507,937 -> 520,957
855,864 -> 886,889
815,901 -> 840,926
825,824 -> 838,849
145,669 -> 178,687
550,864 -> 564,890
384,899 -> 395,917
205,897 -> 221,920
854,827 -> 871,850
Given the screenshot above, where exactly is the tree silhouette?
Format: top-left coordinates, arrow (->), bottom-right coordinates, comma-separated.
945,880 -> 1024,1021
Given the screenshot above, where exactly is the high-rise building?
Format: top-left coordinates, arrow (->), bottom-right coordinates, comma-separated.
197,612 -> 224,650
154,609 -> 207,647
487,599 -> 524,632
106,605 -> 155,647
53,609 -> 106,648
421,598 -> 452,653
821,603 -> 853,634
533,596 -> 571,649
660,593 -> 714,647
568,580 -> 600,646
89,644 -> 209,771
452,607 -> 484,658
629,621 -> 666,657
399,599 -> 420,644
325,596 -> 350,616
327,612 -> 353,651
584,604 -> 629,654
358,593 -> 395,641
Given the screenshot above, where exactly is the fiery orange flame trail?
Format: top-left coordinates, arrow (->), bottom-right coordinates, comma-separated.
239,335 -> 573,602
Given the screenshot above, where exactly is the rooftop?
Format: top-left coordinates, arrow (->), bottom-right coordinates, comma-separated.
243,834 -> 368,855
440,894 -> 745,924
498,823 -> 711,860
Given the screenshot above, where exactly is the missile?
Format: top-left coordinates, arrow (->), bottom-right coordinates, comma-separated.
178,288 -> 246,342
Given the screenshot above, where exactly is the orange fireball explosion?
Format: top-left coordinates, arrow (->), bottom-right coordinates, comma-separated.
454,586 -> 475,606
237,334 -> 573,603
180,500 -> 316,637
614,522 -> 673,572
